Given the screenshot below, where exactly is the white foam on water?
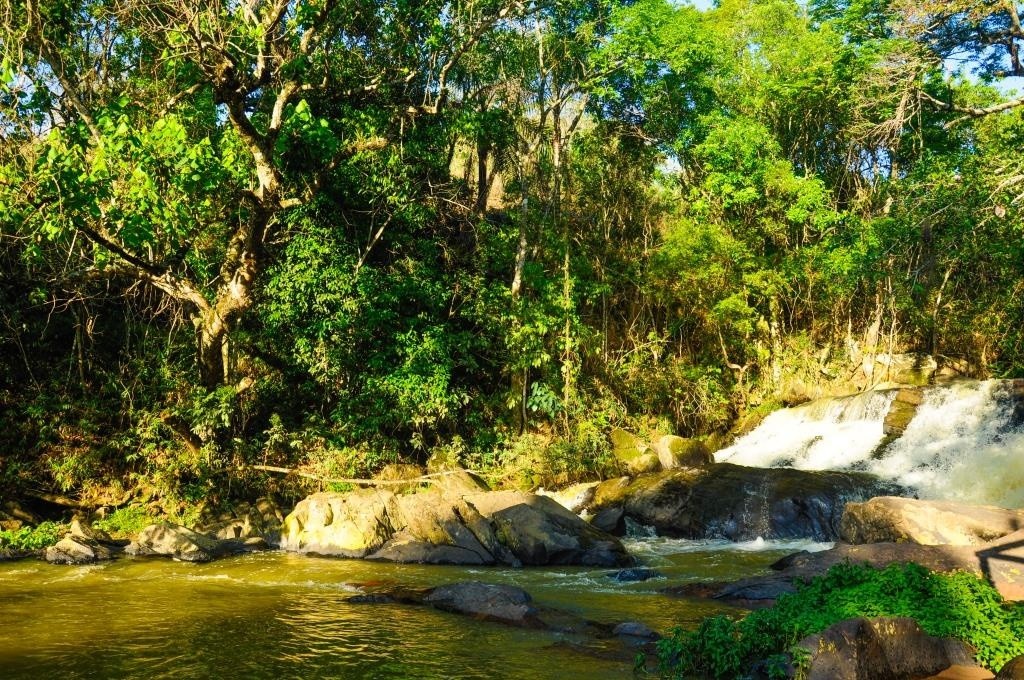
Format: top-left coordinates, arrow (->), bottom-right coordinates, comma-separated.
624,536 -> 834,558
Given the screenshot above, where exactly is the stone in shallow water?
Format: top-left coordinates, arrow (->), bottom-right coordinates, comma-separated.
45,536 -> 113,565
612,621 -> 659,640
606,568 -> 662,582
423,581 -> 543,628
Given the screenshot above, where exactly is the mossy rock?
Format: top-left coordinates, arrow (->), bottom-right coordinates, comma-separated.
610,428 -> 650,464
626,452 -> 662,476
652,435 -> 713,469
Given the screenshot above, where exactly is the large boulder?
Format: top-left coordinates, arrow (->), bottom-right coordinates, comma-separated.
538,481 -> 600,513
652,435 -> 713,469
281,485 -> 629,567
798,617 -> 976,680
125,523 -> 249,562
45,536 -> 113,565
841,497 -> 1024,546
430,470 -> 490,497
280,490 -> 398,557
367,491 -> 516,566
997,656 -> 1024,679
466,490 -> 631,567
626,452 -> 662,476
374,464 -> 427,494
586,464 -> 900,541
422,582 -> 543,628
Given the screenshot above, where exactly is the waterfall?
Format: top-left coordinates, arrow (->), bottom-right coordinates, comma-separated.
714,390 -> 897,471
715,380 -> 1024,508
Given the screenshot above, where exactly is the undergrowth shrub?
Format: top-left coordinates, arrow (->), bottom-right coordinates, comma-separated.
0,521 -> 66,551
658,562 -> 1024,678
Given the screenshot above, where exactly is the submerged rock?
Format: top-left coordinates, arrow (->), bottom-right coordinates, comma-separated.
607,568 -> 663,582
797,617 -> 976,680
612,621 -> 660,641
423,581 -> 543,628
586,464 -> 899,541
841,496 -> 1024,546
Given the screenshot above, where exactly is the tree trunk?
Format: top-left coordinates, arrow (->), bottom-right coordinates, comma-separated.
475,140 -> 490,215
197,312 -> 228,389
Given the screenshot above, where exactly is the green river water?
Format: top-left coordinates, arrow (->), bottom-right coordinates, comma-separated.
0,538 -> 828,679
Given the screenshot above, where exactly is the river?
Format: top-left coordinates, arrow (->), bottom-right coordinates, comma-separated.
0,538 -> 829,679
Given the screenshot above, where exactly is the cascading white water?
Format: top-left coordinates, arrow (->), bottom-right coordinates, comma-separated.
715,380 -> 1024,508
871,381 -> 1024,507
714,389 -> 897,470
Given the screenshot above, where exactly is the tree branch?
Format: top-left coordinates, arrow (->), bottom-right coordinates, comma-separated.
921,90 -> 1024,127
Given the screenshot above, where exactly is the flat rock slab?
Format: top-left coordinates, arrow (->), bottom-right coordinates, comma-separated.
841,496 -> 1024,546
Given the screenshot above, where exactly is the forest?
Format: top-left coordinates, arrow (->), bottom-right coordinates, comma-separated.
3,1 -> 1024,678
3,0 -> 1022,512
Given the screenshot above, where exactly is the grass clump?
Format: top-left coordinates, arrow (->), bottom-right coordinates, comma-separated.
658,562 -> 1024,678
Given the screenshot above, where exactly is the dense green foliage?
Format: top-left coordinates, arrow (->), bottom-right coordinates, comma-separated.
92,506 -> 159,539
657,562 -> 1024,677
0,521 -> 65,551
0,0 -> 1022,509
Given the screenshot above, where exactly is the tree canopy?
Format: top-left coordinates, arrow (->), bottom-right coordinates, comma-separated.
1,0 -> 1023,507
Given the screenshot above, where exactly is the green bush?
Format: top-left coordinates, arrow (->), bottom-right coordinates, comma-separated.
92,506 -> 158,538
0,521 -> 66,551
658,562 -> 1024,678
